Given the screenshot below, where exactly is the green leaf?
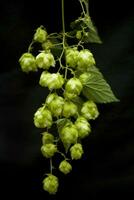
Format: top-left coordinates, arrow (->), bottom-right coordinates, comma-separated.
70,14 -> 102,44
75,65 -> 103,77
70,17 -> 83,30
81,66 -> 119,103
83,30 -> 102,44
81,0 -> 89,3
82,15 -> 102,44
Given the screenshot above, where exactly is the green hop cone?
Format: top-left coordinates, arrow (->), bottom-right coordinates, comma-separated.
42,40 -> 53,50
62,101 -> 78,118
76,30 -> 82,40
77,49 -> 95,71
42,132 -> 54,145
33,26 -> 47,43
41,143 -> 57,158
75,116 -> 91,139
39,72 -> 64,90
34,107 -> 52,128
59,160 -> 72,175
64,77 -> 83,99
46,93 -> 64,117
36,51 -> 55,70
43,174 -> 59,194
19,53 -> 37,73
65,48 -> 79,68
39,71 -> 51,87
81,100 -> 99,120
60,124 -> 78,150
70,143 -> 83,160
79,72 -> 91,86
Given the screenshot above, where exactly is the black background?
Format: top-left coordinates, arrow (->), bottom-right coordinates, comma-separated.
0,0 -> 134,199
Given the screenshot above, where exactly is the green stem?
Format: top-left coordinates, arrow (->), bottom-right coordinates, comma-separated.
79,0 -> 86,15
61,0 -> 68,79
62,0 -> 65,36
50,158 -> 53,174
57,151 -> 66,159
85,0 -> 90,15
79,0 -> 90,16
28,40 -> 34,53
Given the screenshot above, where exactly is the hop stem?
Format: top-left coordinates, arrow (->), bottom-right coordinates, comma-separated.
50,158 -> 53,174
62,0 -> 65,36
61,0 -> 68,80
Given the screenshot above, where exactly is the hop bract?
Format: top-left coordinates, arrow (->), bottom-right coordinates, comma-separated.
60,124 -> 78,149
47,94 -> 64,117
64,77 -> 83,99
66,48 -> 79,68
81,100 -> 99,120
45,93 -> 56,105
62,101 -> 78,118
36,51 -> 55,69
77,49 -> 95,71
42,132 -> 54,144
59,160 -> 72,174
34,107 -> 52,128
34,27 -> 47,43
70,143 -> 83,160
39,72 -> 64,90
64,92 -> 77,100
41,143 -> 57,158
43,174 -> 59,195
75,116 -> 91,138
19,53 -> 37,73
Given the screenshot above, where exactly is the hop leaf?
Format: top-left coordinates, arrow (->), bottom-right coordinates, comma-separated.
79,68 -> 119,103
59,160 -> 72,174
82,15 -> 102,44
70,14 -> 102,44
43,174 -> 59,195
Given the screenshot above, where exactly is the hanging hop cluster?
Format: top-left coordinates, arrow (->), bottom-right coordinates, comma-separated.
19,25 -> 100,194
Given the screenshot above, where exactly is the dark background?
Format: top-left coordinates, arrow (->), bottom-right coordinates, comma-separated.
0,0 -> 134,199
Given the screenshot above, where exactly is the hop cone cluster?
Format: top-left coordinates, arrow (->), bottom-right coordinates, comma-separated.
19,25 -> 100,195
